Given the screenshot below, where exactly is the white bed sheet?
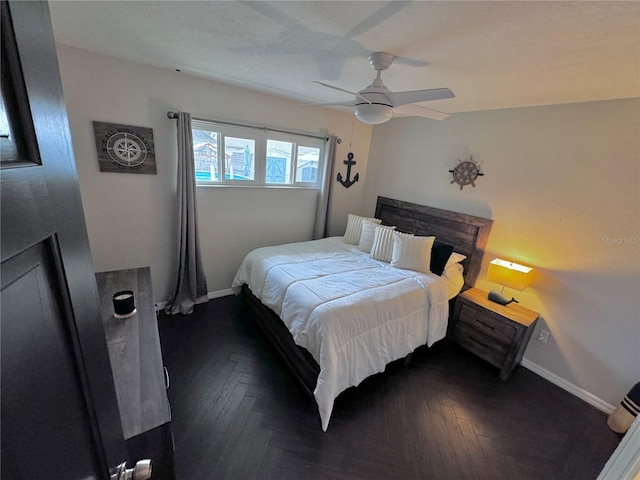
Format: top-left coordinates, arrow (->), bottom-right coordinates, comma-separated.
232,236 -> 453,431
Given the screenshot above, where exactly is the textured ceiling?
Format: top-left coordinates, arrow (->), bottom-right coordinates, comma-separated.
49,1 -> 640,115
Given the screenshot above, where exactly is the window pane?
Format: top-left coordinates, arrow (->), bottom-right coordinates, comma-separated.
192,129 -> 219,181
224,137 -> 254,180
266,139 -> 292,184
296,146 -> 320,183
192,119 -> 324,187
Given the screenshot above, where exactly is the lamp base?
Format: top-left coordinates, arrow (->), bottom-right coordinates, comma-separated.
488,290 -> 519,306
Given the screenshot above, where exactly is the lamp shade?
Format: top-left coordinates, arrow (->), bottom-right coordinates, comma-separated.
487,259 -> 532,292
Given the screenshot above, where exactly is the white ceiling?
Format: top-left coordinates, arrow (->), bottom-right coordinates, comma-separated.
49,1 -> 640,115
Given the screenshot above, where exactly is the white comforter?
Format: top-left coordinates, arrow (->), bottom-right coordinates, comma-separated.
231,236 -> 449,431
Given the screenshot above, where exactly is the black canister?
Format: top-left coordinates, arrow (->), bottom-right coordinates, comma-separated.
112,290 -> 135,318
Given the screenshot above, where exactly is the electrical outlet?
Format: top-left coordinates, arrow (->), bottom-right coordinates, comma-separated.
536,329 -> 551,343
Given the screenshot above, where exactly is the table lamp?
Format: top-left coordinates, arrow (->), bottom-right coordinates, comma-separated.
486,258 -> 533,305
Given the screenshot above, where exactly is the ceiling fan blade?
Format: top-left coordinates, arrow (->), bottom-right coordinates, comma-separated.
344,2 -> 411,39
300,101 -> 354,107
393,56 -> 429,68
393,103 -> 450,121
386,88 -> 454,107
313,81 -> 371,104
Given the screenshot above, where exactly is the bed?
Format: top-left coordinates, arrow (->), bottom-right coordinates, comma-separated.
232,196 -> 492,431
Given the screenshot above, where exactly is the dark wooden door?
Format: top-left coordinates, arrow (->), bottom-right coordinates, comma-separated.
1,1 -> 128,478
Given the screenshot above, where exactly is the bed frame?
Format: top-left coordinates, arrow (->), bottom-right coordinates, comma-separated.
241,196 -> 493,398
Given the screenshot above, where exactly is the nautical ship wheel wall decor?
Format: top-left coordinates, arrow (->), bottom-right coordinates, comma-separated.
449,155 -> 483,190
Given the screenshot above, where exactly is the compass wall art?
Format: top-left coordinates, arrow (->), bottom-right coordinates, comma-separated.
93,121 -> 157,174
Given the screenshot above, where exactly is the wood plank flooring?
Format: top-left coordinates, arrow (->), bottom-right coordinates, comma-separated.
157,295 -> 621,480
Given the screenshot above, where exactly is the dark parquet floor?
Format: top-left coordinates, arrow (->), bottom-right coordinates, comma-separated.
157,295 -> 621,480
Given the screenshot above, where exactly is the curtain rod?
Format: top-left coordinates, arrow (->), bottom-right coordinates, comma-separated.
166,111 -> 329,141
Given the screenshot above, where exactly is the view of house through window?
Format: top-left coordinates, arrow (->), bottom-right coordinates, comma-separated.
192,120 -> 324,187
225,137 -> 255,181
266,139 -> 292,184
193,129 -> 219,181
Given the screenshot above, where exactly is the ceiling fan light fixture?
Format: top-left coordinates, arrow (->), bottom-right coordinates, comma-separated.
354,103 -> 393,125
313,52 -> 453,123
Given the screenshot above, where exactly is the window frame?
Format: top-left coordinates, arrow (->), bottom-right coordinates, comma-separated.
192,119 -> 325,188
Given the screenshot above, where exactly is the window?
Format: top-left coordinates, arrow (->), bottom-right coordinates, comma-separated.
192,120 -> 324,187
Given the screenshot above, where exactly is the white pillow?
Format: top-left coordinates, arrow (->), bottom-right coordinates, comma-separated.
390,232 -> 436,273
370,225 -> 401,262
445,252 -> 467,268
444,261 -> 464,278
344,214 -> 381,245
442,262 -> 465,299
359,221 -> 395,253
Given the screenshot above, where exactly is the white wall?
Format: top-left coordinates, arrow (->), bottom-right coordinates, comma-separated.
56,45 -> 372,299
57,43 -> 638,411
362,98 -> 640,409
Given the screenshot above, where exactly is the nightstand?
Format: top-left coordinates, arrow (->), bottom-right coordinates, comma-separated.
450,287 -> 539,381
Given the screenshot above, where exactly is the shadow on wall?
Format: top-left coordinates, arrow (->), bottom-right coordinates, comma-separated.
518,266 -> 638,406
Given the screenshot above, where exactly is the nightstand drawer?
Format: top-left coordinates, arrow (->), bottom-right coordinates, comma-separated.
452,321 -> 509,367
458,302 -> 516,344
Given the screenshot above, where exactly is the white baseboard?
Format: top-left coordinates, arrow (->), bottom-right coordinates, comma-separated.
521,359 -> 616,414
208,288 -> 235,299
155,289 -> 235,313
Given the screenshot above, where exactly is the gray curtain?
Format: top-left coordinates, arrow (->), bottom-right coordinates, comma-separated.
165,112 -> 209,315
313,134 -> 337,239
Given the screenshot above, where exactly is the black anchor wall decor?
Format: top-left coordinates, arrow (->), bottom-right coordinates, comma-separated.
337,152 -> 359,188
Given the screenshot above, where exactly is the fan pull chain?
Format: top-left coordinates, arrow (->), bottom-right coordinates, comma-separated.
349,117 -> 355,150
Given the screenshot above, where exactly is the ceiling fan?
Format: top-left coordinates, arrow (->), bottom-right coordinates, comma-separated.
311,52 -> 454,125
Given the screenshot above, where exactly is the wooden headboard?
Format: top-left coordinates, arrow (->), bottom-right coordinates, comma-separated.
375,196 -> 493,290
